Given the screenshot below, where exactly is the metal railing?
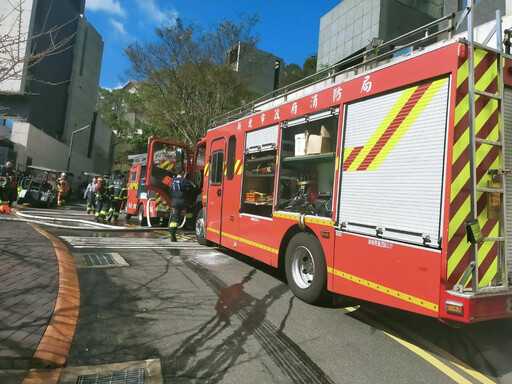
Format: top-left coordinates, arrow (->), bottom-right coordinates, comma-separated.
211,13 -> 456,128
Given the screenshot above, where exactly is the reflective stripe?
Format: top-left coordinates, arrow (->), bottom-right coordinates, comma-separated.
328,267 -> 438,313
206,227 -> 278,254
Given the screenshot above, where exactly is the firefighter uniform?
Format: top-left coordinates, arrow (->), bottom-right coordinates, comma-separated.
84,177 -> 97,214
0,163 -> 15,212
107,173 -> 127,222
56,173 -> 69,206
95,176 -> 110,222
169,167 -> 193,242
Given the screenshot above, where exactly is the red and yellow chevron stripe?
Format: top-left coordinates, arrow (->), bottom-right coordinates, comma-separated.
343,78 -> 448,172
154,194 -> 169,209
157,160 -> 175,171
447,45 -> 501,289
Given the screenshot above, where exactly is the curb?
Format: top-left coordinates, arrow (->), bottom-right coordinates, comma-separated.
20,224 -> 80,384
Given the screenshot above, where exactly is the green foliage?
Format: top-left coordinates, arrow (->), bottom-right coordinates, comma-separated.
280,56 -> 318,88
123,14 -> 261,147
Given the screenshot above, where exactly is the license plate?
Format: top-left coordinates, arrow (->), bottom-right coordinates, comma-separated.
19,190 -> 26,198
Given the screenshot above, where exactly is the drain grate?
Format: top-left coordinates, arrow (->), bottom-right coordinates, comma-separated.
76,368 -> 145,384
81,253 -> 119,266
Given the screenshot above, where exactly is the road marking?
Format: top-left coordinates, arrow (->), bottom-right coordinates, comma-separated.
60,236 -> 209,250
383,332 -> 472,384
344,307 -> 482,383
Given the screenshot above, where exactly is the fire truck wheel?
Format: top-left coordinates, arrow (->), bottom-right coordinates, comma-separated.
195,208 -> 211,246
137,204 -> 148,226
285,233 -> 327,304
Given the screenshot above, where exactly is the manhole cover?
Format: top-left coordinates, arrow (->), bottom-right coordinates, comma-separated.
81,253 -> 119,266
76,368 -> 145,384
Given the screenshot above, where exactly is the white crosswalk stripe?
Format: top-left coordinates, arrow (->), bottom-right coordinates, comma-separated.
60,236 -> 209,250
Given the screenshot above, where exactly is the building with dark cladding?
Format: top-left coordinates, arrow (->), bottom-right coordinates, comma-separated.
0,0 -> 115,180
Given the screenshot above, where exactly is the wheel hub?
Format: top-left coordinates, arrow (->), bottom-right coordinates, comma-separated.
291,245 -> 315,289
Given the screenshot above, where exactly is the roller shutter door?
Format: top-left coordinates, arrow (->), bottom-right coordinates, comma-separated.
338,77 -> 450,247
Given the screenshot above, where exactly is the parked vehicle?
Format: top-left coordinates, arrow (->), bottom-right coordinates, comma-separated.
17,166 -> 61,207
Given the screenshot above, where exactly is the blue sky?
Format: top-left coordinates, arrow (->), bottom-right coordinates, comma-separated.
84,0 -> 341,90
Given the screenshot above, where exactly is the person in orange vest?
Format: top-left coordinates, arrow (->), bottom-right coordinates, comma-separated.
56,172 -> 69,206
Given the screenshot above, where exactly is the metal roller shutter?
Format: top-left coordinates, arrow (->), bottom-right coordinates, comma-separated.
338,77 -> 450,247
245,125 -> 278,153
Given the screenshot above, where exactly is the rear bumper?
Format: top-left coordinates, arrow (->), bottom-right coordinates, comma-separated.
440,289 -> 512,323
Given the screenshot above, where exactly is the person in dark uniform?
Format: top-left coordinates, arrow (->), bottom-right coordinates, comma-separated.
0,160 -> 15,212
169,166 -> 194,242
107,171 -> 127,222
95,175 -> 109,223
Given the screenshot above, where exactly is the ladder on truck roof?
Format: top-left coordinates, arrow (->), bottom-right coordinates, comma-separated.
455,3 -> 510,292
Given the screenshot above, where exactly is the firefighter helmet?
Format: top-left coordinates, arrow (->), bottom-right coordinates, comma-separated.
61,172 -> 66,178
0,204 -> 11,214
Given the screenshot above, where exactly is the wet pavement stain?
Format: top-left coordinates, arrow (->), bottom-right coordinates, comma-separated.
162,257 -> 336,383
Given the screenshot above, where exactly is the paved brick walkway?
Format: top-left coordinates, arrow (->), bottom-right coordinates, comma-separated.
0,220 -> 58,381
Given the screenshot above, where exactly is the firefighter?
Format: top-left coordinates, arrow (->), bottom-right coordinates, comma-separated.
83,176 -> 97,214
169,166 -> 194,242
56,172 -> 69,206
5,161 -> 17,207
107,171 -> 127,222
0,161 -> 15,213
94,175 -> 109,222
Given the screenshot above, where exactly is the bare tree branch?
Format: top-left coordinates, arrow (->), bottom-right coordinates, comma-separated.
0,0 -> 77,91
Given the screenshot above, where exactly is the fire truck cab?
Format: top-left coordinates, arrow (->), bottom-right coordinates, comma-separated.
141,138 -> 207,227
126,141 -> 192,226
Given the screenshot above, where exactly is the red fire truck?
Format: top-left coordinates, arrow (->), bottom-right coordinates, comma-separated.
126,141 -> 203,226
142,138 -> 207,227
147,12 -> 512,323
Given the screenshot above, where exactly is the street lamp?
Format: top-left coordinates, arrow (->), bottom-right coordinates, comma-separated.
66,125 -> 90,172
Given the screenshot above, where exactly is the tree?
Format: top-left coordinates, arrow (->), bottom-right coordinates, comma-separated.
124,15 -> 261,146
0,0 -> 76,92
280,56 -> 318,88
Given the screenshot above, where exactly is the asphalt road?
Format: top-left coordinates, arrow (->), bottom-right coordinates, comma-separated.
16,205 -> 512,383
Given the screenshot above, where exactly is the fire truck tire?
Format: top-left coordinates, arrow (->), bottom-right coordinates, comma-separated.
195,208 -> 211,246
285,232 -> 327,304
137,204 -> 148,226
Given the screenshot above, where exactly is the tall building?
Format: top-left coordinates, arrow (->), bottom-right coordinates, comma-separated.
317,0 -> 509,71
0,0 -> 114,179
227,42 -> 283,96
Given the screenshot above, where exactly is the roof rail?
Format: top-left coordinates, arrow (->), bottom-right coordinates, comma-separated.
211,12 -> 456,127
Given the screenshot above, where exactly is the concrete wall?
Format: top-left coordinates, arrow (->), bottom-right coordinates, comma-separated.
90,115 -> 115,174
10,119 -> 114,184
444,0 -> 506,29
230,43 -> 283,95
0,0 -> 37,93
25,0 -> 80,139
379,0 -> 437,42
63,16 -> 104,156
317,0 -> 436,70
318,0 -> 380,69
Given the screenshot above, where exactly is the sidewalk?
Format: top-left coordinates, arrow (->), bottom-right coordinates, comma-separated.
0,211 -> 80,384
